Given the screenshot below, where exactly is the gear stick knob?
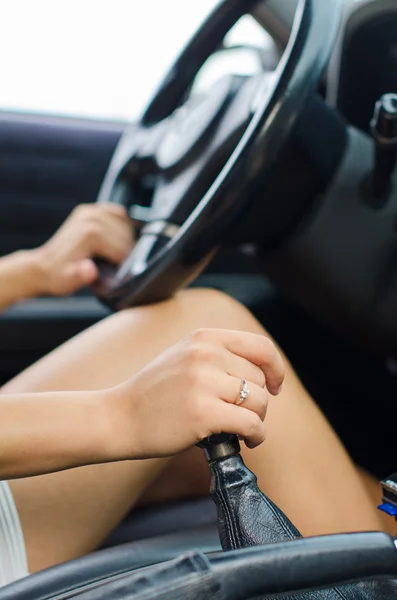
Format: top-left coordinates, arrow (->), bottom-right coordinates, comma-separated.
370,93 -> 397,200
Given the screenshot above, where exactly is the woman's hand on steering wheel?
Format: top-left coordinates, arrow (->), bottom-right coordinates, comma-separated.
32,203 -> 135,296
105,328 -> 285,460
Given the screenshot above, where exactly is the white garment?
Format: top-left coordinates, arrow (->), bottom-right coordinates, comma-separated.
0,481 -> 28,586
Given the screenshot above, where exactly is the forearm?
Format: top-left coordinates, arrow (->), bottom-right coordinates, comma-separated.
0,390 -> 120,479
0,250 -> 42,312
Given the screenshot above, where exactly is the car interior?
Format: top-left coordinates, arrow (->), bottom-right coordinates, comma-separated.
2,0 -> 397,597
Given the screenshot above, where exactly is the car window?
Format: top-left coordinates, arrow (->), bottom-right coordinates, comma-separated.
0,0 -> 276,123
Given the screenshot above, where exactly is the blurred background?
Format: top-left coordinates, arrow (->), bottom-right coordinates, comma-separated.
0,0 -> 277,122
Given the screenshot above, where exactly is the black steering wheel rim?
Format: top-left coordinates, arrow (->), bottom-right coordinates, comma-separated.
93,0 -> 342,311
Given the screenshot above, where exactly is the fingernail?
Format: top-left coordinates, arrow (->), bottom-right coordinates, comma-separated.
276,385 -> 283,396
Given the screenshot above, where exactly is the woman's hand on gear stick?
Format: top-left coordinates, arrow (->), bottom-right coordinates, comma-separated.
106,328 -> 285,460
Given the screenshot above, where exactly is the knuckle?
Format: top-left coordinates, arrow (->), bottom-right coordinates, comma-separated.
111,203 -> 128,215
99,203 -> 114,216
196,343 -> 216,363
85,221 -> 102,240
74,203 -> 92,218
185,342 -> 203,364
183,345 -> 215,384
184,350 -> 204,384
189,328 -> 211,344
185,331 -> 217,364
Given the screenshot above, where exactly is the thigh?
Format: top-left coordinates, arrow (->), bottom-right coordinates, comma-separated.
138,447 -> 210,507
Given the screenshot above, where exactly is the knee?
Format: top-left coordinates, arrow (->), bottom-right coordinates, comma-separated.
177,287 -> 240,311
162,287 -> 264,333
178,287 -> 265,332
116,287 -> 264,335
177,287 -> 253,323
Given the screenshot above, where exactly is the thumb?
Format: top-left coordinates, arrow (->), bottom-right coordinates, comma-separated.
63,258 -> 99,290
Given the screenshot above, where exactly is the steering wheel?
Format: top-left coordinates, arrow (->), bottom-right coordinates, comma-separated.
93,0 -> 341,310
92,0 -> 342,310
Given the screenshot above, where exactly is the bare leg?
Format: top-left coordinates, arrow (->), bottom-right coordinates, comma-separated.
1,289 -> 384,573
240,353 -> 385,537
358,468 -> 396,536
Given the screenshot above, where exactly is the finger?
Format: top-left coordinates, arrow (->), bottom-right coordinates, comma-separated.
63,258 -> 98,289
217,374 -> 268,421
92,220 -> 134,264
105,220 -> 134,254
95,237 -> 130,264
221,348 -> 266,389
99,203 -> 130,221
210,401 -> 266,449
98,210 -> 134,244
202,329 -> 285,396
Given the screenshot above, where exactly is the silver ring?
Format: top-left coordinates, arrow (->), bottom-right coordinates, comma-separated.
236,379 -> 251,405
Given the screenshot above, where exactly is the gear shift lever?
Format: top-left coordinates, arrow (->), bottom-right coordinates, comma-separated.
199,434 -> 397,598
370,93 -> 397,201
198,434 -> 301,550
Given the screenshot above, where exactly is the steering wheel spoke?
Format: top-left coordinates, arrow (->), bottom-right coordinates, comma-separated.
97,120 -> 170,206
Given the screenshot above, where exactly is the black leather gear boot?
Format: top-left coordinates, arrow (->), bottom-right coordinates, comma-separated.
199,435 -> 397,599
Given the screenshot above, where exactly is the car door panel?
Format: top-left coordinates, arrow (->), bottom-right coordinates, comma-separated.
0,111 -> 124,255
0,297 -> 111,384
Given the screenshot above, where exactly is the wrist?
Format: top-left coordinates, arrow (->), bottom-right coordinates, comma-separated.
27,246 -> 53,296
64,389 -> 133,465
101,384 -> 139,462
7,250 -> 45,301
